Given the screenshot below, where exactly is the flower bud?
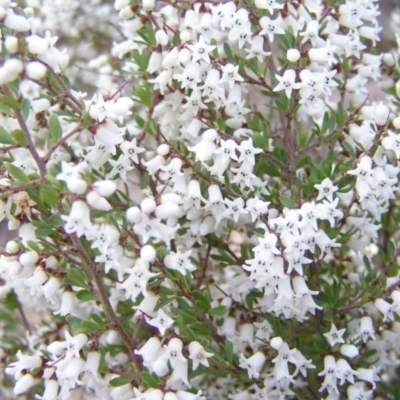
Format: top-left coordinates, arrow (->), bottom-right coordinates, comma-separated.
5,240 -> 19,254
5,36 -> 18,54
180,30 -> 191,42
66,178 -> 88,195
142,0 -> 155,11
19,251 -> 39,267
4,13 -> 31,32
126,206 -> 142,223
164,392 -> 178,400
287,48 -> 300,62
14,374 -> 39,394
374,104 -> 390,126
86,191 -> 111,210
392,116 -> 400,130
9,261 -> 22,276
0,58 -> 23,84
140,245 -> 156,263
383,52 -> 396,67
270,336 -> 283,350
141,198 -> 156,214
26,61 -> 47,80
178,48 -> 191,65
119,6 -> 134,20
340,344 -> 359,358
157,144 -> 169,156
155,203 -> 180,219
114,0 -> 130,10
92,180 -> 117,197
27,35 -> 48,54
155,29 -> 169,46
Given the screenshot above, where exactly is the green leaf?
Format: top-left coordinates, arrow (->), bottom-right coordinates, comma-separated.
21,98 -> 30,120
135,82 -> 152,108
224,339 -> 234,364
76,290 -> 97,302
77,320 -> 104,334
66,267 -> 88,289
208,305 -> 227,317
0,126 -> 16,145
195,300 -> 208,311
48,72 -> 63,91
40,184 -> 59,205
0,95 -> 21,110
6,163 -> 30,183
27,240 -> 41,253
281,195 -> 294,209
223,43 -> 235,63
49,113 -> 62,144
91,313 -> 104,326
11,129 -> 27,147
141,371 -> 161,389
140,172 -> 150,190
109,377 -> 132,387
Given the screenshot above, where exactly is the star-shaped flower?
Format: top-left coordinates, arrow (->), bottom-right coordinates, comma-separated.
188,35 -> 215,64
188,341 -> 213,370
315,178 -> 338,202
323,323 -> 346,347
146,309 -> 174,336
273,69 -> 301,98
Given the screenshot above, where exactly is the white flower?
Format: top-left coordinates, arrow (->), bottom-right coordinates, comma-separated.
188,35 -> 215,64
259,16 -> 285,42
273,69 -> 301,98
146,309 -> 174,336
239,351 -> 266,379
358,316 -> 376,343
382,130 -> 400,159
323,323 -> 346,347
62,200 -> 93,238
188,341 -> 213,370
164,250 -> 196,275
315,178 -> 338,202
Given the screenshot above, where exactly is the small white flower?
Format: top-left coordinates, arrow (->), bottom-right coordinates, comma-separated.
188,341 -> 213,370
323,323 -> 346,347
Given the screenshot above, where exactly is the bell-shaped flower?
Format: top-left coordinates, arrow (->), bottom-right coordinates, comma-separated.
239,351 -> 266,379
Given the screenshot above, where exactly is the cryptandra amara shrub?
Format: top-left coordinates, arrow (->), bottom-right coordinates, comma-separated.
2,0 -> 400,398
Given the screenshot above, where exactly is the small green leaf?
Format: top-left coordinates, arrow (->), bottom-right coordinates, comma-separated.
0,126 -> 16,145
27,240 -> 41,253
225,339 -> 234,364
140,172 -> 150,190
109,377 -> 132,387
40,184 -> 59,205
0,95 -> 21,110
208,305 -> 227,317
223,43 -> 235,63
141,371 -> 161,389
76,290 -> 97,302
11,129 -> 27,147
22,99 -> 30,120
6,163 -> 30,183
49,114 -> 62,144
